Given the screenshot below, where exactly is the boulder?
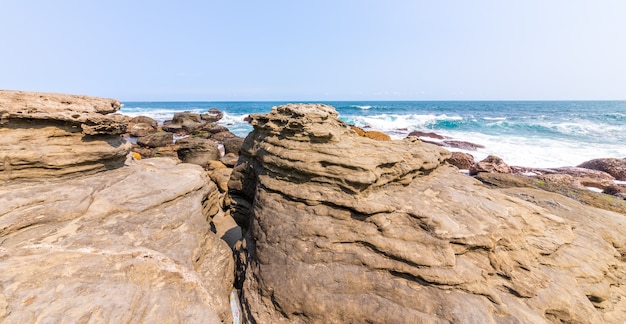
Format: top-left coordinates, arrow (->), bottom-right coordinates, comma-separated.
0,90 -> 131,180
201,108 -> 224,123
470,155 -> 512,175
128,122 -> 156,137
136,132 -> 173,148
162,112 -> 205,133
578,158 -> 626,181
223,137 -> 245,155
177,138 -> 220,168
129,115 -> 158,129
227,104 -> 626,323
445,151 -> 475,170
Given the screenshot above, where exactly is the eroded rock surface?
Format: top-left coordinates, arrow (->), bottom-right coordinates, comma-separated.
0,91 -> 235,323
0,90 -> 131,180
0,158 -> 234,323
228,104 -> 626,323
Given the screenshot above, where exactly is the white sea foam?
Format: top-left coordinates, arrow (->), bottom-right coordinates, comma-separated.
344,113 -> 462,133
437,130 -> 626,168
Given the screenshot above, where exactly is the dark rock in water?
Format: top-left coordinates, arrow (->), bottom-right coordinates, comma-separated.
201,108 -> 224,123
137,132 -> 173,148
176,137 -> 220,168
408,130 -> 445,139
470,155 -> 512,175
446,152 -> 475,170
578,158 -> 626,181
162,112 -> 208,133
443,140 -> 485,150
227,103 -> 626,323
223,137 -> 245,155
421,139 -> 485,151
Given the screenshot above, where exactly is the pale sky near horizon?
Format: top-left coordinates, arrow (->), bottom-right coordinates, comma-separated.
1,1 -> 625,101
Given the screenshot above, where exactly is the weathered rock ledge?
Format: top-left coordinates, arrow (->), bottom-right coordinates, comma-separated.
0,90 -> 131,180
228,104 -> 626,323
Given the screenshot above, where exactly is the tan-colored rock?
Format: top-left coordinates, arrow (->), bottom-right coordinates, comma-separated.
220,152 -> 239,167
210,167 -> 233,193
227,104 -> 626,323
0,158 -> 234,323
0,90 -> 131,180
470,154 -> 512,175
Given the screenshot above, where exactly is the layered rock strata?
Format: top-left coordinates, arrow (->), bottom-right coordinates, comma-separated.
228,104 -> 626,323
0,91 -> 235,323
0,158 -> 234,323
0,90 -> 131,180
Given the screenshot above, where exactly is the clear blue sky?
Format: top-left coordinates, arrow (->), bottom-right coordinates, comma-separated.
1,1 -> 625,101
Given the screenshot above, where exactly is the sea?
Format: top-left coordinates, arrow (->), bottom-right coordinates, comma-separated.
120,101 -> 626,168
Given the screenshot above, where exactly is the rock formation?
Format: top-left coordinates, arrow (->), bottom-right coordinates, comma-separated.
470,154 -> 512,175
228,104 -> 626,323
579,158 -> 626,181
0,90 -> 131,180
0,91 -> 235,323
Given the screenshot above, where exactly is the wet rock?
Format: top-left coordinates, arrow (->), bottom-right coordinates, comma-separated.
442,140 -> 485,150
407,130 -> 445,139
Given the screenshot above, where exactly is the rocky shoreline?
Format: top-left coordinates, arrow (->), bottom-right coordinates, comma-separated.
1,90 -> 625,323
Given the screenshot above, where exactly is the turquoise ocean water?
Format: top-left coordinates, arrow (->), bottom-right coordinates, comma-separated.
120,101 -> 626,168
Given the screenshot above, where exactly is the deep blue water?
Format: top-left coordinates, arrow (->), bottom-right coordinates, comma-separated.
120,101 -> 626,168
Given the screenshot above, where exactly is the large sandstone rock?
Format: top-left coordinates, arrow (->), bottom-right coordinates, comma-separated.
137,132 -> 173,148
0,158 -> 234,323
0,90 -> 131,180
177,138 -> 221,168
228,104 -> 626,323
